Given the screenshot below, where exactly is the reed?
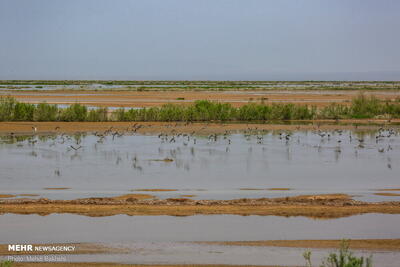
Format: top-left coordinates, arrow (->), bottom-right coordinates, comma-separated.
1,95 -> 400,122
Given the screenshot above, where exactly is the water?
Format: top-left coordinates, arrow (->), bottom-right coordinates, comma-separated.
3,245 -> 399,266
0,130 -> 399,201
1,214 -> 400,266
1,130 -> 400,266
1,81 -> 399,91
2,214 -> 400,243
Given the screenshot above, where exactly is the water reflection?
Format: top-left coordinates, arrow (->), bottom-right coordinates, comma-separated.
0,128 -> 399,201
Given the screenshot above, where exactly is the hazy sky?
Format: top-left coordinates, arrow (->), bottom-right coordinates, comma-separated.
0,0 -> 399,80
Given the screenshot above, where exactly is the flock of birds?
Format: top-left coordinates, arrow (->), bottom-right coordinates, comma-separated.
5,123 -> 399,150
3,124 -> 398,173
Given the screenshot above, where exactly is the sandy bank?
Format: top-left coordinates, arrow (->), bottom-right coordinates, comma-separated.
1,194 -> 400,219
4,89 -> 400,108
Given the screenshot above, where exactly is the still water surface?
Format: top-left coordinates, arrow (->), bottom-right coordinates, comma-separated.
1,214 -> 400,266
0,130 -> 399,201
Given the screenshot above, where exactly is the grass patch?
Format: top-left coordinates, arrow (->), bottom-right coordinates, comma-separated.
0,261 -> 13,267
304,240 -> 372,267
1,94 -> 400,122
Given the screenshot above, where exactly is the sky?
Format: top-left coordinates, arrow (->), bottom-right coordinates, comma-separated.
0,0 -> 399,80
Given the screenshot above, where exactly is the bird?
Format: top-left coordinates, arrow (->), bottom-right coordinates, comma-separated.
28,139 -> 37,145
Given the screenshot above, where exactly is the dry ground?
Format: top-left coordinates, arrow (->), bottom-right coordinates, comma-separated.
1,194 -> 400,219
3,89 -> 400,108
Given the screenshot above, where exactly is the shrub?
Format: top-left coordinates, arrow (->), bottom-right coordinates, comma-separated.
304,240 -> 372,267
350,94 -> 381,118
320,104 -> 350,120
0,97 -> 17,121
14,102 -> 35,121
33,103 -> 59,121
87,108 -> 108,122
0,260 -> 13,267
1,96 -> 400,122
59,103 -> 87,121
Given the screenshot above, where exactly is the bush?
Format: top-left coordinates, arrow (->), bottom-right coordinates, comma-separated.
59,103 -> 87,121
33,103 -> 59,121
14,102 -> 35,121
0,261 -> 13,267
1,96 -> 400,122
304,240 -> 372,267
350,94 -> 381,118
0,97 -> 17,121
87,108 -> 108,122
320,104 -> 350,120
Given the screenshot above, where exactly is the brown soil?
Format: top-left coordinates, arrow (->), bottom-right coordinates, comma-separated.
1,194 -> 400,219
148,158 -> 174,162
0,243 -> 128,256
375,193 -> 400,197
1,121 -> 399,136
200,239 -> 400,251
0,194 -> 14,198
0,194 -> 41,198
268,188 -> 291,191
112,194 -> 154,200
5,89 -> 400,108
181,195 -> 197,197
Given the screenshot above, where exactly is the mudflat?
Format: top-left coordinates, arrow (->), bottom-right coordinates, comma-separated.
4,89 -> 400,108
1,194 -> 400,219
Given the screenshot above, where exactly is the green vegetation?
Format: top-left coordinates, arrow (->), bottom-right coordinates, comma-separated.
1,95 -> 400,122
0,97 -> 107,122
0,261 -> 13,267
304,240 -> 372,267
105,95 -> 400,122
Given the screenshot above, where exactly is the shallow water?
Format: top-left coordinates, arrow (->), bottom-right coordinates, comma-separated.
1,129 -> 400,265
1,81 -> 399,91
1,214 -> 400,266
3,244 -> 399,266
0,130 -> 399,201
2,214 -> 400,243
